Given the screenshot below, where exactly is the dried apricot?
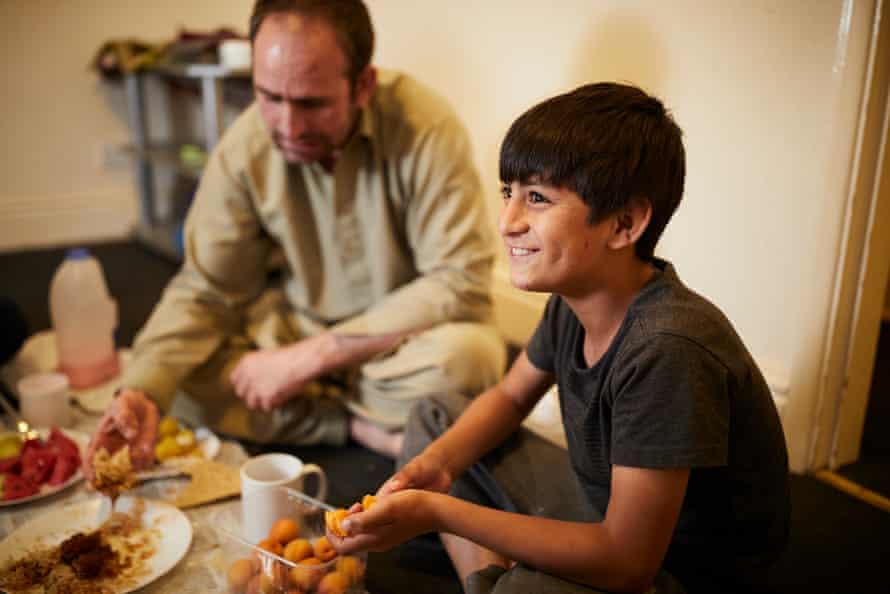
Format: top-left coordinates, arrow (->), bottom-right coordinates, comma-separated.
269,518 -> 300,544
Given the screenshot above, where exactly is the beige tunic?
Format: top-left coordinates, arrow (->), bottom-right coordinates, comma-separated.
121,71 -> 503,441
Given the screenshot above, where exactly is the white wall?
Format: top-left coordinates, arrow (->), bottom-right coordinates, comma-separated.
0,0 -> 251,249
0,0 -> 876,472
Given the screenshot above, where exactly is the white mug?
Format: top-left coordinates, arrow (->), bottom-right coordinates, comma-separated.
240,453 -> 327,544
17,372 -> 71,428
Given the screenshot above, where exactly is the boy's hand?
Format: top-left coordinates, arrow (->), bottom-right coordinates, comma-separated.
377,449 -> 452,496
327,490 -> 439,553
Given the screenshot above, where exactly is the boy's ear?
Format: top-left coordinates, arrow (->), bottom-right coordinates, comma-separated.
608,198 -> 652,250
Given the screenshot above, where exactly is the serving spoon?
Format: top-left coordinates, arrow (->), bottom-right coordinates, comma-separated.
0,391 -> 39,441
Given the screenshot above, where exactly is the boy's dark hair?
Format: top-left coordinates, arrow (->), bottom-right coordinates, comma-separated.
499,82 -> 685,259
249,0 -> 374,86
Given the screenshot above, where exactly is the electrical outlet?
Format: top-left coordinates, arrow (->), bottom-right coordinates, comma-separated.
99,143 -> 131,170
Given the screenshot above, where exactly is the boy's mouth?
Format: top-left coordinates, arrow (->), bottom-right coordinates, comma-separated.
509,247 -> 537,257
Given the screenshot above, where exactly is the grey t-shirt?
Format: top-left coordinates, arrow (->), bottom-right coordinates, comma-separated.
526,259 -> 790,591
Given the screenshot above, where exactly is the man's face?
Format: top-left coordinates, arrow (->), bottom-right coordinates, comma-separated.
252,14 -> 374,164
498,180 -> 613,296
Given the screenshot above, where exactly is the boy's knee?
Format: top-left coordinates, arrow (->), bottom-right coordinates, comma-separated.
399,392 -> 472,465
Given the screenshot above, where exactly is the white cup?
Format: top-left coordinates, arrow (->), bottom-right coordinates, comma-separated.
218,39 -> 251,70
240,453 -> 327,544
17,372 -> 71,428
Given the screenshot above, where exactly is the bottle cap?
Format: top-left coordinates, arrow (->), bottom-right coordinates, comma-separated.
65,247 -> 91,260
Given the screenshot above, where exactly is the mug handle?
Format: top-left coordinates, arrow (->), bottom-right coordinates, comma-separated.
300,463 -> 327,503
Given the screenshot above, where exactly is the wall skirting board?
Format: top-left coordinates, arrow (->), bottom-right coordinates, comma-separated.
489,263 -> 790,419
0,190 -> 137,252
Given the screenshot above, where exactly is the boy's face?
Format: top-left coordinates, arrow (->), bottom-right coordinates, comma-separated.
499,181 -> 614,296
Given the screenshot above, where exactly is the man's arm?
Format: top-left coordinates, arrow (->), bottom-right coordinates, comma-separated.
121,137 -> 271,412
230,328 -> 420,411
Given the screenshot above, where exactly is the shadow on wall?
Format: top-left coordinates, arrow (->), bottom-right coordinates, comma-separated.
570,10 -> 665,101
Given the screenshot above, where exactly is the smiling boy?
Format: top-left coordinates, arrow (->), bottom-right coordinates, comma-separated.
330,83 -> 790,594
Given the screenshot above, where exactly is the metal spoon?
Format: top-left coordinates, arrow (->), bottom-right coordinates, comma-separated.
0,390 -> 38,440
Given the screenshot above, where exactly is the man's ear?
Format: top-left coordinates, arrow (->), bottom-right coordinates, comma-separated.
353,66 -> 377,108
608,198 -> 652,250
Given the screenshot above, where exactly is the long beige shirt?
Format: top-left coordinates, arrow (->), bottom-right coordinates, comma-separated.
122,71 -> 497,411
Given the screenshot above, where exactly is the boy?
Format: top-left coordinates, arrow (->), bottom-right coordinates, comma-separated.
329,83 -> 790,594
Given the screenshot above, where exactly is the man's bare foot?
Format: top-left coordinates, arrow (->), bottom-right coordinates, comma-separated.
349,416 -> 404,459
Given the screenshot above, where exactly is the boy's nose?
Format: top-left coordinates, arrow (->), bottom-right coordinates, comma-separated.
498,198 -> 528,236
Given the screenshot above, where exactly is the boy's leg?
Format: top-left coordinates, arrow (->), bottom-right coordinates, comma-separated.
402,394 -> 687,594
401,392 -> 591,522
480,564 -> 686,594
401,393 -> 593,591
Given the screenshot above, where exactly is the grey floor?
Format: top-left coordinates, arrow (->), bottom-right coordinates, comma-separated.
2,240 -> 889,594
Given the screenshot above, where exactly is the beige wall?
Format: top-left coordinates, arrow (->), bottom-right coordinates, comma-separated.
0,0 -> 878,471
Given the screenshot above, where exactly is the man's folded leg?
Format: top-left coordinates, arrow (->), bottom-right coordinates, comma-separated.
171,334 -> 350,446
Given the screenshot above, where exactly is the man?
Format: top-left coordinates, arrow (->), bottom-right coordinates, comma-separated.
85,0 -> 505,472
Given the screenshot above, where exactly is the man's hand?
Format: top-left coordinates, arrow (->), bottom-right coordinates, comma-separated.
84,389 -> 159,481
328,489 -> 441,554
377,448 -> 453,496
230,333 -> 335,412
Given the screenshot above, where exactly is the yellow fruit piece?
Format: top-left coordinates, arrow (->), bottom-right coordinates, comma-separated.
158,416 -> 180,438
361,494 -> 376,511
335,555 -> 365,585
155,435 -> 182,461
227,558 -> 255,593
283,538 -> 313,563
317,570 -> 350,594
175,429 -> 197,453
325,509 -> 350,538
269,517 -> 300,544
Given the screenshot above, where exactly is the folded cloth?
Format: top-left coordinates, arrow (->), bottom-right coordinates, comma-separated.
90,27 -> 246,79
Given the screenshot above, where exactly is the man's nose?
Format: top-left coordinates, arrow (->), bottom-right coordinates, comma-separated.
279,102 -> 306,138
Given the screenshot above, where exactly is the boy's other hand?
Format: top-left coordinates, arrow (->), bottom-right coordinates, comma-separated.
84,388 -> 159,481
328,489 -> 438,554
378,449 -> 453,496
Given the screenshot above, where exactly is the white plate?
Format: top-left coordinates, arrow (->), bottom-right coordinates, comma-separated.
0,495 -> 192,593
0,427 -> 89,507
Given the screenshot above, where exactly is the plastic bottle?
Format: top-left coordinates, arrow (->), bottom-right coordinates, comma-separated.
49,247 -> 120,389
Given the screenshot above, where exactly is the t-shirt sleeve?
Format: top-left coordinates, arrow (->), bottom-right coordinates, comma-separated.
525,295 -> 561,373
609,331 -> 730,469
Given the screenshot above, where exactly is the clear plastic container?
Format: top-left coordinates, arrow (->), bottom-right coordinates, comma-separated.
49,247 -> 120,389
218,488 -> 368,594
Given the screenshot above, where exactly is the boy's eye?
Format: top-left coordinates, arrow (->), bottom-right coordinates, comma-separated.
528,191 -> 550,204
500,185 -> 512,200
